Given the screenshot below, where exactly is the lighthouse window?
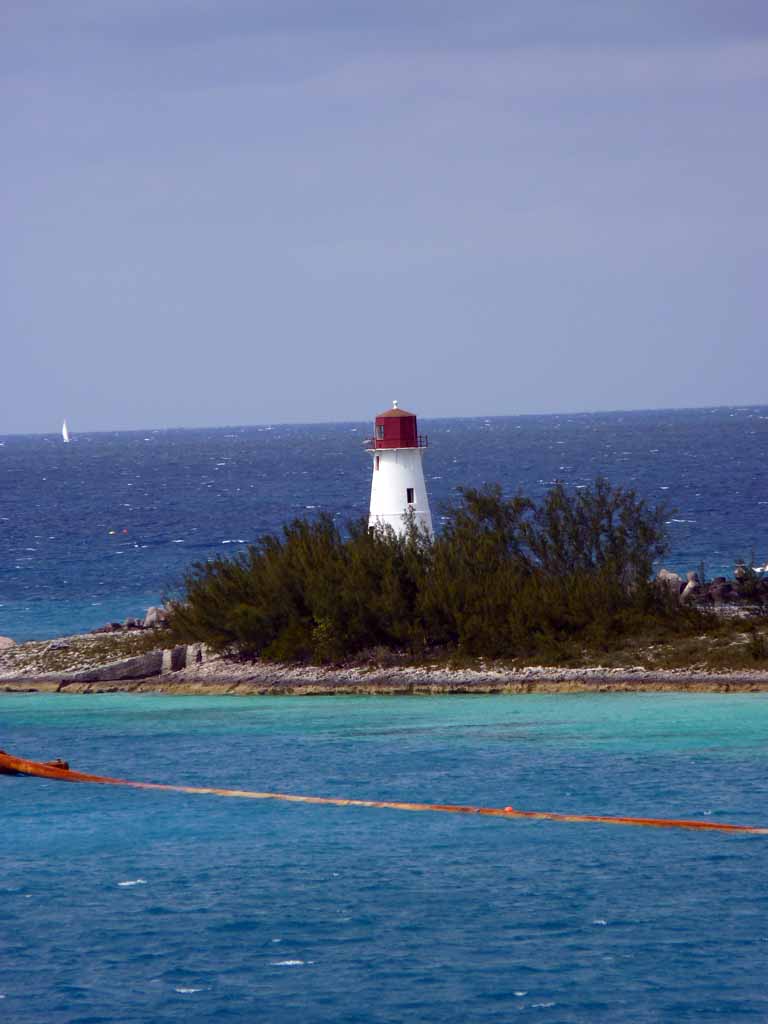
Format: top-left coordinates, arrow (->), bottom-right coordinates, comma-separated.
406,488 -> 415,505
375,456 -> 380,471
376,425 -> 385,440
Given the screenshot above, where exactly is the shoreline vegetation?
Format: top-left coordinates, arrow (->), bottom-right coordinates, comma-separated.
2,480 -> 766,695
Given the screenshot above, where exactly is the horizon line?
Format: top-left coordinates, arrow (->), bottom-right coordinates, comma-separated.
1,401 -> 767,439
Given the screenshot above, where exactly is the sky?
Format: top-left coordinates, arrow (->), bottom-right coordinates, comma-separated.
2,1 -> 767,433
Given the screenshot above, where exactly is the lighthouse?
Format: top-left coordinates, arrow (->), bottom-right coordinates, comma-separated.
367,400 -> 433,538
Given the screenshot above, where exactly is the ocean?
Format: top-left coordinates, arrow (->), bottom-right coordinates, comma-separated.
1,406 -> 767,642
3,693 -> 768,1022
3,413 -> 768,1022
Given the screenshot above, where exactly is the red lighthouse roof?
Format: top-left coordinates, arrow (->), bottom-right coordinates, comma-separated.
369,400 -> 427,450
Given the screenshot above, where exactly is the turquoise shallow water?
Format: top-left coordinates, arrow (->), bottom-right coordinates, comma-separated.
2,693 -> 768,1022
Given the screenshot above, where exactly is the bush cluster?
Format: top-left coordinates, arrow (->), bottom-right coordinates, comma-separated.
168,478 -> 691,663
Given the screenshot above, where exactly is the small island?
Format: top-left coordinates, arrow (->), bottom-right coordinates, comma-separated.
2,480 -> 767,695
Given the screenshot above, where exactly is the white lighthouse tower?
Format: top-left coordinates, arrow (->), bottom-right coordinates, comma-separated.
367,400 -> 433,538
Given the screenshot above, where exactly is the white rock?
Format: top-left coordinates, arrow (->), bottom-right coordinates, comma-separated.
143,606 -> 168,629
657,568 -> 683,589
680,579 -> 700,603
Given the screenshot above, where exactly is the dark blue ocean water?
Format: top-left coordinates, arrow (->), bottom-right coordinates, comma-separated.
1,407 -> 767,641
2,694 -> 768,1022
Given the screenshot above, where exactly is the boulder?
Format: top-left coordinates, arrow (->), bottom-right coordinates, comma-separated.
143,606 -> 169,629
186,642 -> 206,665
63,650 -> 164,684
707,581 -> 734,606
0,637 -> 15,651
123,617 -> 141,630
680,578 -> 701,604
161,645 -> 187,673
656,569 -> 683,592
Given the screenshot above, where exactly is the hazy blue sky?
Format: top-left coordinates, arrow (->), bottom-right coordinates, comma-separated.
3,1 -> 767,433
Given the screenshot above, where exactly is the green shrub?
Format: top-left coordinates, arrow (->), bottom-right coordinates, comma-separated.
168,478 -> 705,663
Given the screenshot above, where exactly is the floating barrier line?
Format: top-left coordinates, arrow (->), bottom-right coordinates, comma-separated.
1,750 -> 766,835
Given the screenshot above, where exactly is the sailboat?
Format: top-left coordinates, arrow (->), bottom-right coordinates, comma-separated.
62,420 -> 70,444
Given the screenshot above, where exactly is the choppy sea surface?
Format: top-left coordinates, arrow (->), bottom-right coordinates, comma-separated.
2,693 -> 768,1022
1,406 -> 767,642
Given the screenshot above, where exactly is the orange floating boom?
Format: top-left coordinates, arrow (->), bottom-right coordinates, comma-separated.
1,749 -> 766,835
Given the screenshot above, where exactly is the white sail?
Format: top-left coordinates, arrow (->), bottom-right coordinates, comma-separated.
62,420 -> 70,443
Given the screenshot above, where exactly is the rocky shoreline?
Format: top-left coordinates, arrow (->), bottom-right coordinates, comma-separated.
3,648 -> 768,695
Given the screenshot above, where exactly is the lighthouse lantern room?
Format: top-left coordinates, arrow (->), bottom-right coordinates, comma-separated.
367,400 -> 433,538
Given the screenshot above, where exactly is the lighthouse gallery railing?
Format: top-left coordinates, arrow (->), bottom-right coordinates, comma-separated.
365,435 -> 429,450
